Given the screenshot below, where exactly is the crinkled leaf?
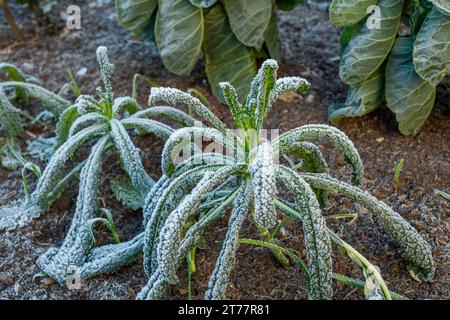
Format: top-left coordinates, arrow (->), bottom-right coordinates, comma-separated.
223,0 -> 272,49
203,3 -> 257,102
340,0 -> 403,86
115,0 -> 157,33
264,9 -> 282,61
111,175 -> 145,210
329,64 -> 384,122
275,0 -> 304,11
155,0 -> 204,76
413,7 -> 450,85
27,136 -> 56,162
386,37 -> 436,136
189,0 -> 217,8
55,105 -> 79,147
329,0 -> 379,27
428,0 -> 450,14
0,88 -> 23,138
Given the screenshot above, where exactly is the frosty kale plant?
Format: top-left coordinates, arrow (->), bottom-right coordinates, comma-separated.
0,46 -> 196,285
329,0 -> 450,135
0,62 -> 70,168
115,0 -> 303,101
137,59 -> 435,300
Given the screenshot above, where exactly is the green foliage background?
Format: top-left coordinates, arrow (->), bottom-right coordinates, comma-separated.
115,0 -> 303,102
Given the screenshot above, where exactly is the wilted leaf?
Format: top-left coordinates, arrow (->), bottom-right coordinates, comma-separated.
264,9 -> 282,61
223,0 -> 272,49
330,0 -> 379,27
386,37 -> 436,135
413,7 -> 450,85
340,0 -> 403,86
155,0 -> 204,76
189,0 -> 217,8
115,0 -> 157,33
329,64 -> 384,122
203,3 -> 257,101
428,0 -> 450,14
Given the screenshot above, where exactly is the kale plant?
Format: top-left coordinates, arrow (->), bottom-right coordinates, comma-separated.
115,0 -> 303,101
0,62 -> 70,169
137,59 -> 434,300
0,46 -> 196,285
329,0 -> 450,135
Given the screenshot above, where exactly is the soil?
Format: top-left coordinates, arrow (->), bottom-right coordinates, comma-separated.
0,0 -> 449,300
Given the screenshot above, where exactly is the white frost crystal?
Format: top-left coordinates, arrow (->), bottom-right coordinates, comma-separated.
249,142 -> 278,229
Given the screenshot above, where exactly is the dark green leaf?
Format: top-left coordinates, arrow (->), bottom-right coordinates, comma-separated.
223,0 -> 272,49
0,63 -> 28,103
155,0 -> 204,76
340,0 -> 403,86
275,0 -> 304,11
203,3 -> 257,101
339,22 -> 363,52
386,37 -> 436,135
329,64 -> 384,122
413,7 -> 450,85
264,9 -> 282,61
115,0 -> 157,33
330,0 -> 379,27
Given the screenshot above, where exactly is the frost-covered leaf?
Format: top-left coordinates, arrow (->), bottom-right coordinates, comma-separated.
223,0 -> 272,49
428,0 -> 450,14
55,105 -> 79,147
386,37 -> 436,136
0,87 -> 23,138
203,3 -> 257,102
115,0 -> 157,33
413,7 -> 450,85
340,0 -> 403,86
27,136 -> 56,162
329,0 -> 379,27
189,0 -> 217,8
328,64 -> 384,122
155,0 -> 203,76
111,175 -> 145,210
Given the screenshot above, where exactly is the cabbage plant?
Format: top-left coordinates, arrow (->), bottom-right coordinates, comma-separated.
115,0 -> 303,101
329,0 -> 450,135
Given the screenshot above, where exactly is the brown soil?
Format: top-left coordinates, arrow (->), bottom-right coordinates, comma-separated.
0,0 -> 448,300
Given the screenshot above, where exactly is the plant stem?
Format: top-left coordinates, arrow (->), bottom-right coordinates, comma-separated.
332,273 -> 407,300
259,228 -> 291,267
239,238 -> 311,288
